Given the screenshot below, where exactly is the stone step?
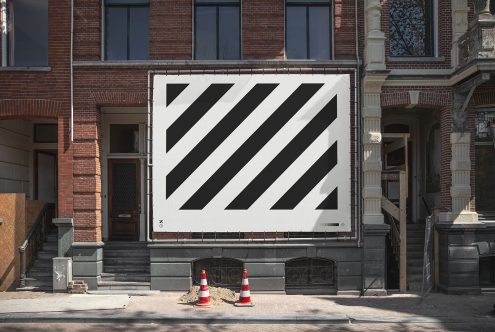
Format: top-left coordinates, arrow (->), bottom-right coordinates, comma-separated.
103,266 -> 150,274
104,250 -> 149,258
24,277 -> 52,288
105,242 -> 149,248
103,257 -> 150,265
17,286 -> 52,292
100,272 -> 150,282
28,270 -> 52,278
97,281 -> 150,290
42,243 -> 57,250
45,235 -> 57,242
37,251 -> 57,260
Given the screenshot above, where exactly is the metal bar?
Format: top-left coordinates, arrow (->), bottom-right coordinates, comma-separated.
399,170 -> 407,292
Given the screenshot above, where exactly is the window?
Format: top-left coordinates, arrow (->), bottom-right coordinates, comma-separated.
286,0 -> 332,60
7,0 -> 48,66
475,109 -> 495,216
110,124 -> 139,153
194,0 -> 240,60
105,0 -> 149,60
389,0 -> 435,57
34,124 -> 58,143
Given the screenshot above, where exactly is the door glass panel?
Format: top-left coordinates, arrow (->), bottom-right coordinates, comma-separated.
110,124 -> 139,153
111,163 -> 137,210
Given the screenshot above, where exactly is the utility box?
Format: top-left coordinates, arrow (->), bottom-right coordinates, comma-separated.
53,257 -> 72,292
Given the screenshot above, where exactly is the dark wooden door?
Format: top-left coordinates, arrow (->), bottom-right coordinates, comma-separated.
108,159 -> 140,241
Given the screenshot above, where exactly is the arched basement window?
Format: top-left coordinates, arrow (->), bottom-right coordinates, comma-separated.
193,258 -> 243,288
285,257 -> 335,293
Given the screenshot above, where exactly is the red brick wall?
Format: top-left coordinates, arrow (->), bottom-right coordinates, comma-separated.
150,0 -> 192,59
242,0 -> 284,59
0,0 -> 73,219
73,0 -> 101,60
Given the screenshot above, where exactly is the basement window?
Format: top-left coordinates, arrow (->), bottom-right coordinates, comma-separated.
193,258 -> 243,288
7,0 -> 48,66
285,257 -> 335,293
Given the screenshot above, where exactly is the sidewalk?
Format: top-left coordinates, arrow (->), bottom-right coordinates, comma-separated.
0,291 -> 494,325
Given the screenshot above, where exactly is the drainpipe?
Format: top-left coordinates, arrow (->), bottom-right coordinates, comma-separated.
70,0 -> 74,141
1,0 -> 7,66
355,0 -> 362,248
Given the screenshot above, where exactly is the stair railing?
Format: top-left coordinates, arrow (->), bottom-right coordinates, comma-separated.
381,170 -> 408,292
384,211 -> 400,263
18,203 -> 53,288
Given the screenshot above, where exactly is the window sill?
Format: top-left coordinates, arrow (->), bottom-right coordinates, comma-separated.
0,66 -> 51,72
387,56 -> 445,63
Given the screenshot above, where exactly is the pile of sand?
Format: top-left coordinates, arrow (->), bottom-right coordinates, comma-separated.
178,285 -> 238,306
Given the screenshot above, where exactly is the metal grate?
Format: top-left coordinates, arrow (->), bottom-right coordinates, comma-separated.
285,257 -> 335,288
193,258 -> 243,288
475,110 -> 495,142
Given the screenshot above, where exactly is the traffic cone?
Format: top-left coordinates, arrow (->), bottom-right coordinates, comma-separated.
195,270 -> 212,308
235,268 -> 254,307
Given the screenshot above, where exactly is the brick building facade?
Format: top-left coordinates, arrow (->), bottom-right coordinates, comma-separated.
0,0 -> 494,294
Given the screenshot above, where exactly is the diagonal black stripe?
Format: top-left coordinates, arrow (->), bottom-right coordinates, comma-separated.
316,187 -> 338,210
166,84 -> 189,106
271,142 -> 337,210
226,95 -> 337,209
166,84 -> 233,151
180,84 -> 324,210
166,84 -> 278,198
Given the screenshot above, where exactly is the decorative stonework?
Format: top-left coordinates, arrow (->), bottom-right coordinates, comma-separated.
362,75 -> 388,225
439,133 -> 478,223
364,0 -> 386,71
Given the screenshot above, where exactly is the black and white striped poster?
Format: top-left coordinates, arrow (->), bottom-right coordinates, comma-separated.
152,75 -> 351,232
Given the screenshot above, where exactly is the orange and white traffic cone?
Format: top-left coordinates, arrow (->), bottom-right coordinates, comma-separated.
235,268 -> 254,307
195,270 -> 212,308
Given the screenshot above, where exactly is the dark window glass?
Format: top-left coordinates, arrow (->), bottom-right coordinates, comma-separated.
389,0 -> 434,57
479,256 -> 495,287
111,163 -> 137,210
194,0 -> 240,60
285,258 -> 335,289
34,124 -> 58,143
110,124 -> 139,153
105,0 -> 149,60
8,0 -> 48,66
195,7 -> 217,60
286,0 -> 332,60
475,145 -> 495,212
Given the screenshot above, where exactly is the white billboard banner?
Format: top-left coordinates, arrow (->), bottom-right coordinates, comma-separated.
152,74 -> 351,232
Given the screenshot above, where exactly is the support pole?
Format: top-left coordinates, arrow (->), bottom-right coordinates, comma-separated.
399,170 -> 407,292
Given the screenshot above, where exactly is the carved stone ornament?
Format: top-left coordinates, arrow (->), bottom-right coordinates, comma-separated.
475,0 -> 491,15
453,92 -> 468,132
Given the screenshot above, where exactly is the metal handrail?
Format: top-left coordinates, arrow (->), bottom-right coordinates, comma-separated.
18,203 -> 51,288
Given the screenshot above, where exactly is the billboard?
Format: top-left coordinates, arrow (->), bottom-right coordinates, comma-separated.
152,74 -> 351,232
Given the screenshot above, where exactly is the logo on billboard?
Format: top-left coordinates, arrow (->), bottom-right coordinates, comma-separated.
152,75 -> 351,232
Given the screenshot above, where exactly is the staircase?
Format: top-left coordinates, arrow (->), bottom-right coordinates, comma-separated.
99,242 -> 150,290
407,223 -> 426,292
20,228 -> 58,291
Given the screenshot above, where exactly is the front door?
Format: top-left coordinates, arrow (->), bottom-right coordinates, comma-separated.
108,159 -> 140,241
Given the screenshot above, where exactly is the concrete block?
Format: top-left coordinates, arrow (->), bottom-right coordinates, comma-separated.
337,276 -> 361,290
249,277 -> 285,291
73,261 -> 102,276
338,262 -> 361,276
151,277 -> 192,291
317,248 -> 362,261
448,246 -> 479,259
151,263 -> 191,277
447,273 -> 479,287
364,248 -> 385,261
363,276 -> 384,289
244,263 -> 285,277
448,260 -> 479,274
53,257 -> 72,292
72,247 -> 103,262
